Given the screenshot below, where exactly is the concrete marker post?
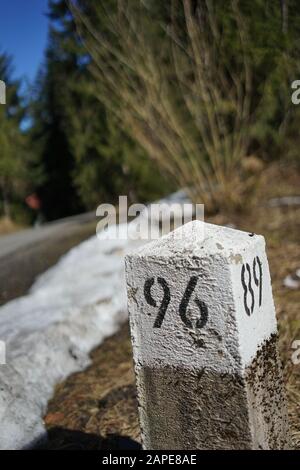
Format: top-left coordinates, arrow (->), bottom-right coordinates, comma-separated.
125,220 -> 290,450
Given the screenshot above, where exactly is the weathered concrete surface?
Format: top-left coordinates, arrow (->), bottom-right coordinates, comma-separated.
137,366 -> 252,450
245,334 -> 288,450
125,221 -> 290,449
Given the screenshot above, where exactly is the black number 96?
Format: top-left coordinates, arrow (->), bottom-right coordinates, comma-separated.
143,276 -> 208,329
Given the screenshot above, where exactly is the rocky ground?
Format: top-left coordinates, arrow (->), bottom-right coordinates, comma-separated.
41,163 -> 300,450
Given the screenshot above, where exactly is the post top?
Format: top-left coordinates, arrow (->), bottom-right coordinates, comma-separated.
129,220 -> 264,261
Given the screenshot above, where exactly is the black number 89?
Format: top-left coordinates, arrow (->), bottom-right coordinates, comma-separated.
241,256 -> 262,316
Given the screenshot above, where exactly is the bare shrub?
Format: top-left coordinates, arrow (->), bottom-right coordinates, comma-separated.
70,0 -> 290,212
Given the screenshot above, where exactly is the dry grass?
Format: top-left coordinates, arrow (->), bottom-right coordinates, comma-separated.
71,0 -> 283,213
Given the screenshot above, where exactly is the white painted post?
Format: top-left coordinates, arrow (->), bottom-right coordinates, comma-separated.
125,220 -> 290,450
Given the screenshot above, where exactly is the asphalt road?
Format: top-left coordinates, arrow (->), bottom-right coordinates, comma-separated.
0,212 -> 97,306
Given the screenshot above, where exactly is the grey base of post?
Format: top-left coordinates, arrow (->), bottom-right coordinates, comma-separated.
136,334 -> 289,450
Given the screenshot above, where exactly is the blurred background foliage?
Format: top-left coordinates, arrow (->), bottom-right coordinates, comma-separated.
0,53 -> 42,224
0,0 -> 300,222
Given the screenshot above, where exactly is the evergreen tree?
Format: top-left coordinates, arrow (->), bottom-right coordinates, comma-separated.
30,0 -> 171,221
30,8 -> 83,221
0,53 -> 31,220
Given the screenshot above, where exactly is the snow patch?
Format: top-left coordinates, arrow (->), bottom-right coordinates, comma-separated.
0,192 -> 190,449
